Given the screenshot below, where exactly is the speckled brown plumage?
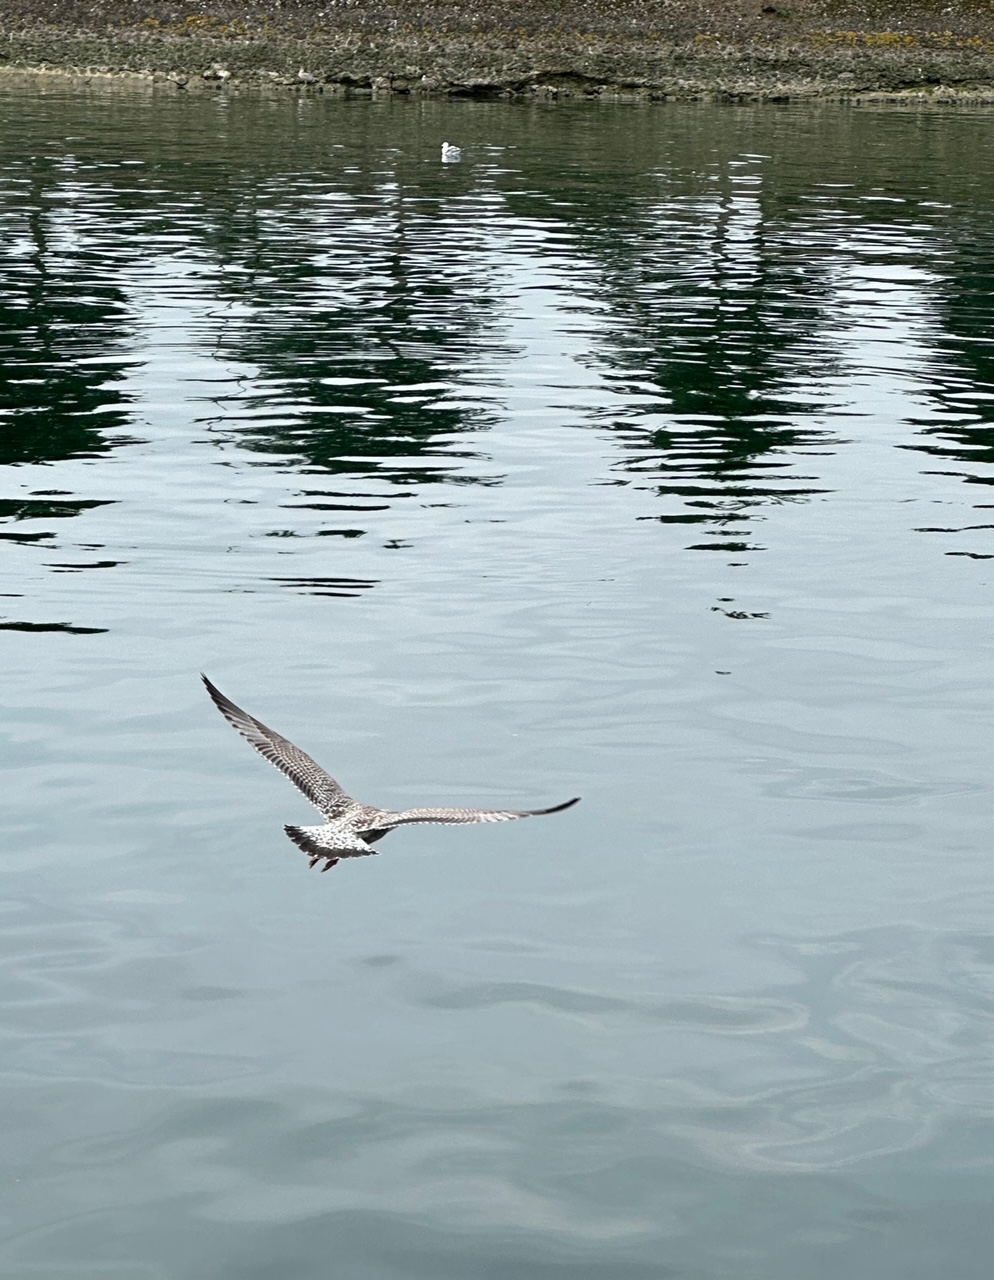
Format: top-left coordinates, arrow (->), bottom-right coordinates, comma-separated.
203,675 -> 579,871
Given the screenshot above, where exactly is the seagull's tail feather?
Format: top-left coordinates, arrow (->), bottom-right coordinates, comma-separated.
284,825 -> 327,857
283,824 -> 377,859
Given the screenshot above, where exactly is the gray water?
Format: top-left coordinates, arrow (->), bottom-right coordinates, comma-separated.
3,87 -> 994,1278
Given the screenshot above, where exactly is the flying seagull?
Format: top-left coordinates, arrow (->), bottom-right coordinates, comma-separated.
202,675 -> 579,871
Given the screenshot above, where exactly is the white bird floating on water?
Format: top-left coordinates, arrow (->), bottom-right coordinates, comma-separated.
441,142 -> 462,163
203,675 -> 580,872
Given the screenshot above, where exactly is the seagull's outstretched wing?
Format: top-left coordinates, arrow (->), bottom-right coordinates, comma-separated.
381,796 -> 580,828
202,675 -> 353,820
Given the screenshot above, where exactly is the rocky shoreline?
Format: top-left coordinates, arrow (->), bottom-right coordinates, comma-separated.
1,1 -> 994,101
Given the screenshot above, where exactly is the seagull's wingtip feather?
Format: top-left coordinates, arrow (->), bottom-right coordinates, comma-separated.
201,673 -> 226,705
534,796 -> 581,815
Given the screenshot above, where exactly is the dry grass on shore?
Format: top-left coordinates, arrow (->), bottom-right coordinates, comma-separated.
1,0 -> 992,98
2,0 -> 994,44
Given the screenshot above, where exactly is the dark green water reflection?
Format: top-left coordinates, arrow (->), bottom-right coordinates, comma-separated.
3,90 -> 994,1280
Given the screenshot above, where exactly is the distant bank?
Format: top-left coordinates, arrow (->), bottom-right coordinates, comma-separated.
2,0 -> 994,101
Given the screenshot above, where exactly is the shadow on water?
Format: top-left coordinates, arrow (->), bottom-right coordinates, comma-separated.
190,179 -> 514,490
6,97 -> 994,552
557,173 -> 840,556
0,158 -> 141,467
907,236 -> 994,560
489,108 -> 994,555
0,140 -> 143,630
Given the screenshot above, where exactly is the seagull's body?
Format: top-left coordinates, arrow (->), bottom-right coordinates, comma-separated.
202,676 -> 579,871
441,141 -> 462,163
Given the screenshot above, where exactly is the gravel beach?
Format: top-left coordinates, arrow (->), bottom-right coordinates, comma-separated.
1,0 -> 993,100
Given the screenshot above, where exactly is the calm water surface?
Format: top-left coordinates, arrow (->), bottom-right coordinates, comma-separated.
3,88 -> 994,1278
